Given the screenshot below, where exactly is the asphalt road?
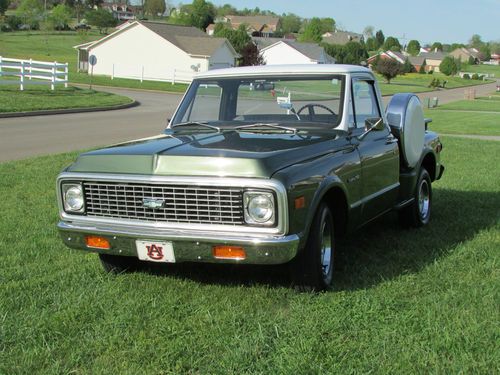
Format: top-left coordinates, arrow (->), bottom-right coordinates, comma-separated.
0,81 -> 498,163
0,87 -> 183,162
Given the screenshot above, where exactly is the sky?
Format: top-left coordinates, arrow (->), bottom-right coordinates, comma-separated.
202,0 -> 500,45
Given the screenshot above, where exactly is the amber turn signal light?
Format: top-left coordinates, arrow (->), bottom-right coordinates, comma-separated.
212,245 -> 246,260
85,235 -> 110,249
295,196 -> 305,209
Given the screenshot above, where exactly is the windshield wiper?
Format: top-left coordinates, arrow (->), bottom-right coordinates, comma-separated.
235,123 -> 297,134
170,121 -> 221,132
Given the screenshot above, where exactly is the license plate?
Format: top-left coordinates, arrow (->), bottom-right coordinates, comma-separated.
136,240 -> 175,263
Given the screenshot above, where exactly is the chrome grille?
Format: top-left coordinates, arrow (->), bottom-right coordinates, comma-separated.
83,181 -> 244,225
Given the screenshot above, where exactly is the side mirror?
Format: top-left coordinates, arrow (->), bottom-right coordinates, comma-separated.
358,118 -> 385,140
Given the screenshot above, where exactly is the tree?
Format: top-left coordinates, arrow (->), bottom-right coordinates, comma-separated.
439,56 -> 459,76
450,43 -> 465,51
469,34 -> 483,48
431,42 -> 443,51
299,17 -> 323,43
16,0 -> 43,30
383,36 -> 401,51
48,4 -> 72,30
214,23 -> 250,54
280,13 -> 301,34
365,37 -> 378,52
319,17 -> 335,34
144,0 -> 166,17
321,42 -> 368,65
407,40 -> 421,56
375,58 -> 402,83
85,8 -> 117,33
401,58 -> 415,74
363,25 -> 374,40
239,42 -> 265,66
216,3 -> 237,17
182,0 -> 216,30
0,0 -> 10,15
375,29 -> 385,48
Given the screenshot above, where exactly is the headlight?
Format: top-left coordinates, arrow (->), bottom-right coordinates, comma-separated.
62,183 -> 85,213
244,191 -> 275,225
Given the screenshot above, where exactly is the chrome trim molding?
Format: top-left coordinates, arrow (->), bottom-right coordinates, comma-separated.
57,173 -> 289,236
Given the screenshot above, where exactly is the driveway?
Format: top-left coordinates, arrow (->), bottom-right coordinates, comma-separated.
1,81 -> 498,163
0,87 -> 183,162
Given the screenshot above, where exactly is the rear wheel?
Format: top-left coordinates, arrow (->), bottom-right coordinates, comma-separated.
291,203 -> 335,291
99,254 -> 140,274
399,168 -> 432,227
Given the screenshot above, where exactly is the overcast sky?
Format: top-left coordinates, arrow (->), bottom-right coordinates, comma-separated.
203,0 -> 500,45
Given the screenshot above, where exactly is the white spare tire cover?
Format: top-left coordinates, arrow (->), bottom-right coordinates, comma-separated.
386,93 -> 425,168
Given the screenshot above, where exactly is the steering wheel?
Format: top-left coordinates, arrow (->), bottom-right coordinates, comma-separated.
297,103 -> 336,120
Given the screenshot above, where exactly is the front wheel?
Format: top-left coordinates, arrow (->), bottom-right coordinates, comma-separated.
291,203 -> 336,291
399,168 -> 432,227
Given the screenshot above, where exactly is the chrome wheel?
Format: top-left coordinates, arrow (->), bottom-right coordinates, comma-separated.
320,220 -> 334,283
418,179 -> 430,220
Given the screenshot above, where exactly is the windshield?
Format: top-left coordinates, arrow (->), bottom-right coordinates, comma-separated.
170,75 -> 345,129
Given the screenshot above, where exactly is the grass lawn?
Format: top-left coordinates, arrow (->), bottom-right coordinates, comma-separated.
0,31 -> 490,95
434,98 -> 500,112
466,64 -> 500,77
1,136 -> 499,373
425,111 -> 500,136
0,85 -> 133,113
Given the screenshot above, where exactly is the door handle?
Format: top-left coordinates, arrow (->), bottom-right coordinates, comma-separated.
386,136 -> 398,144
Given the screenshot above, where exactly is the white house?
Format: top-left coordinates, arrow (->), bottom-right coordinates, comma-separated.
74,21 -> 239,83
260,40 -> 335,65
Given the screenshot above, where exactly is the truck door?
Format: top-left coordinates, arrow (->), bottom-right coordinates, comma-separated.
349,79 -> 400,222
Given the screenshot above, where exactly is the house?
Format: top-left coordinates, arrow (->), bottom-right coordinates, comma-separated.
101,2 -> 142,21
260,40 -> 335,65
322,31 -> 364,45
418,51 -> 446,72
214,15 -> 281,37
73,21 -> 239,83
251,36 -> 297,50
489,53 -> 500,65
449,47 -> 481,64
367,50 -> 426,72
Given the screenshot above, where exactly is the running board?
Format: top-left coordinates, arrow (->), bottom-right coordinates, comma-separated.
394,198 -> 415,210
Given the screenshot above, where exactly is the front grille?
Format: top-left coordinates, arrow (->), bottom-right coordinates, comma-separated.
83,181 -> 244,225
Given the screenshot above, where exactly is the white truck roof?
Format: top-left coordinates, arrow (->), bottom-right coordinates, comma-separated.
196,64 -> 372,79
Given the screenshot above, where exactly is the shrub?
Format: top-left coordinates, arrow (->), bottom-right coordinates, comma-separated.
419,63 -> 426,74
439,56 -> 459,76
5,15 -> 22,30
375,58 -> 402,83
463,73 -> 471,80
428,69 -> 434,75
472,73 -> 480,80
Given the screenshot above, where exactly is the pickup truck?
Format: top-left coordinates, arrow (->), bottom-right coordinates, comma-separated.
56,64 -> 444,290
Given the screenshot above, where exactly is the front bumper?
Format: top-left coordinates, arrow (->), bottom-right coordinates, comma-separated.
58,221 -> 301,265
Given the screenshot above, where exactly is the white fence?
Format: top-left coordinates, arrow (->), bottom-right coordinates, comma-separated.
0,56 -> 68,90
107,62 -> 196,84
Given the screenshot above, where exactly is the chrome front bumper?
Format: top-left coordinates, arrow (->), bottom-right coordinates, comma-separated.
58,221 -> 301,265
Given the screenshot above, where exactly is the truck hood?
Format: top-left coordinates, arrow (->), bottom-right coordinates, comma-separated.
67,130 -> 349,178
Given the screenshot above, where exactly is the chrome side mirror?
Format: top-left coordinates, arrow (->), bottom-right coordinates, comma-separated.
358,118 -> 384,140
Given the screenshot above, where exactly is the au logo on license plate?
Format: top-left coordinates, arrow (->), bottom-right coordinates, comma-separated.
136,240 -> 175,263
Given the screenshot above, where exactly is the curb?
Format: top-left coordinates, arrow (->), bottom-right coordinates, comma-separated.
0,100 -> 140,118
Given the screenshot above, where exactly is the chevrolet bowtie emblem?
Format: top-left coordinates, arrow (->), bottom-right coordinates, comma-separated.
142,198 -> 165,209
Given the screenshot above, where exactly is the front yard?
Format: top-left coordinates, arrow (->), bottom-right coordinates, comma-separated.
0,134 -> 498,373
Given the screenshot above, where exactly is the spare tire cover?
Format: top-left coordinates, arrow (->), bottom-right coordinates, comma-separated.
386,94 -> 425,168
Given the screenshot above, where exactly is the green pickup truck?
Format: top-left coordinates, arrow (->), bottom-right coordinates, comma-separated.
56,64 -> 444,290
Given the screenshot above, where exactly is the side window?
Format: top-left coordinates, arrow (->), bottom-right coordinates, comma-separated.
352,80 -> 381,128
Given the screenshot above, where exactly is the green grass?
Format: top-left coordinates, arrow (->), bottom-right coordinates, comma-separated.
425,110 -> 500,136
377,72 -> 491,96
466,64 -> 500,77
435,98 -> 500,112
0,85 -> 133,112
0,31 -> 188,93
1,136 -> 499,373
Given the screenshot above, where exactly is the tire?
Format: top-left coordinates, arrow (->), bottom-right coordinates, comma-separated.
291,203 -> 336,291
99,254 -> 140,274
399,168 -> 432,227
